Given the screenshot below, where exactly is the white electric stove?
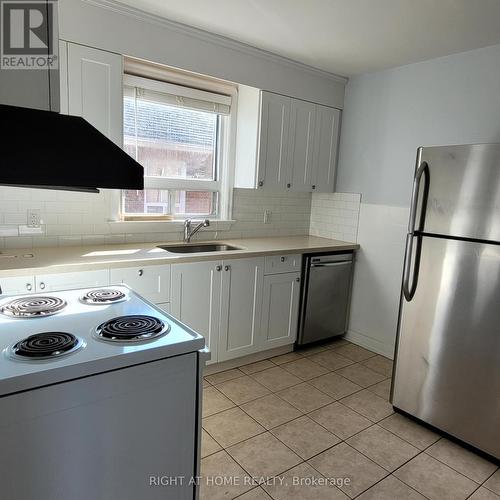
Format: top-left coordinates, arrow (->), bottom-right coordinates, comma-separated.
0,286 -> 206,500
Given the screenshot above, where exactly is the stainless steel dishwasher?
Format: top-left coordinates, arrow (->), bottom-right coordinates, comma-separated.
297,252 -> 354,345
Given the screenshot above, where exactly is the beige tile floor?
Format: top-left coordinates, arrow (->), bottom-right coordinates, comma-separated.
200,339 -> 499,500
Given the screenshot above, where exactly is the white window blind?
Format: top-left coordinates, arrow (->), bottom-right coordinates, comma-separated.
124,74 -> 231,115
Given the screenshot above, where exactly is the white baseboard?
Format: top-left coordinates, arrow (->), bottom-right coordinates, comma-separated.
345,329 -> 395,360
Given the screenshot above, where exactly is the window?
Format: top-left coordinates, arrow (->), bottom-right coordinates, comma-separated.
122,73 -> 233,219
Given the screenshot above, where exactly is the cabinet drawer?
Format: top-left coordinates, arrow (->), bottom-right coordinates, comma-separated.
110,265 -> 170,303
264,254 -> 301,274
0,276 -> 36,295
36,269 -> 109,292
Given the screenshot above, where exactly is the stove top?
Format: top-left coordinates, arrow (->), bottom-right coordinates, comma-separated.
0,285 -> 205,396
0,296 -> 67,318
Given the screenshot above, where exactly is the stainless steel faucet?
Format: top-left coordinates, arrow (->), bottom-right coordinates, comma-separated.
183,218 -> 210,243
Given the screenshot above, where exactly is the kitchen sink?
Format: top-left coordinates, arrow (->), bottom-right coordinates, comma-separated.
157,243 -> 243,253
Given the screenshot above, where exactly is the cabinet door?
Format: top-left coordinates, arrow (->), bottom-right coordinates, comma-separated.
312,105 -> 340,192
218,257 -> 264,362
257,92 -> 291,190
36,269 -> 110,292
67,43 -> 123,146
260,272 -> 300,349
110,265 -> 170,303
170,261 -> 222,364
0,276 -> 36,296
288,99 -> 316,191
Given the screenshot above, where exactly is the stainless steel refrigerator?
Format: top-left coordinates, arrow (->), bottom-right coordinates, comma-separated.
392,143 -> 500,460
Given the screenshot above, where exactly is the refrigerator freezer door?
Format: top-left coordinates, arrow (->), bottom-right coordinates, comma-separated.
392,236 -> 500,459
416,143 -> 500,242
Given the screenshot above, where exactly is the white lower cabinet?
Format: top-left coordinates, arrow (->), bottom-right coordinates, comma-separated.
35,269 -> 110,292
261,272 -> 301,349
0,276 -> 36,295
1,271 -> 108,295
170,261 -> 222,365
170,257 -> 265,364
218,257 -> 264,362
156,302 -> 171,315
110,265 -> 170,304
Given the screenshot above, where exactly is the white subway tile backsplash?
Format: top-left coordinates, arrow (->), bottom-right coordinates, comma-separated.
310,192 -> 361,243
58,236 -> 83,246
4,236 -> 33,249
0,186 -> 362,248
3,213 -> 26,225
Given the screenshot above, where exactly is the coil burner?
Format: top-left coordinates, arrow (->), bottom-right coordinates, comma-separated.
9,332 -> 83,360
95,315 -> 169,343
0,296 -> 67,318
80,289 -> 127,305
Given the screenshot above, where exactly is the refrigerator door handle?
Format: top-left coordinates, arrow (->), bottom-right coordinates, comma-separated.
402,233 -> 423,301
408,161 -> 430,234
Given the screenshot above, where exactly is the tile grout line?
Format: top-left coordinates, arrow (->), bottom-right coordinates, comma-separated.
201,343 -> 496,500
421,449 -> 493,488
203,344 -> 443,499
203,347 -> 394,445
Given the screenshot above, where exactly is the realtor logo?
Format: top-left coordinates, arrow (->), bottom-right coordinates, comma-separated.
1,0 -> 57,69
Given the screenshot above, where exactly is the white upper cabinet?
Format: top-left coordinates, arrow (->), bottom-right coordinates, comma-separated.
235,89 -> 340,193
64,42 -> 123,146
288,99 -> 316,191
257,92 -> 291,190
312,105 -> 341,192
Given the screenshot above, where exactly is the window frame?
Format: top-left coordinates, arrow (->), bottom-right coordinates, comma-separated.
121,73 -> 237,221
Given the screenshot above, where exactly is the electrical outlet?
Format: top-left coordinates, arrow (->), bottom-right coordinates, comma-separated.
264,209 -> 272,224
27,209 -> 41,228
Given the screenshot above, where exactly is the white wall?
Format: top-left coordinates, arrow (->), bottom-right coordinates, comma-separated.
336,43 -> 500,357
58,0 -> 345,109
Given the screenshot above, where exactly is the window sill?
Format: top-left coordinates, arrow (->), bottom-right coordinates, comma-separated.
108,219 -> 235,234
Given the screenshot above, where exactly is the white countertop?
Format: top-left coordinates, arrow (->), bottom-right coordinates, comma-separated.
0,235 -> 359,276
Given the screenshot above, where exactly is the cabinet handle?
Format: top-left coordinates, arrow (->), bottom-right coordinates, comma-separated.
258,180 -> 264,187
280,256 -> 285,262
224,265 -> 230,272
216,265 -> 222,272
39,282 -> 45,290
312,185 -> 316,190
138,269 -> 144,277
286,183 -> 291,188
295,277 -> 300,282
26,283 -> 32,291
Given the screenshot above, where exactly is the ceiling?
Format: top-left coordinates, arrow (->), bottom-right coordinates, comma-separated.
114,0 -> 500,77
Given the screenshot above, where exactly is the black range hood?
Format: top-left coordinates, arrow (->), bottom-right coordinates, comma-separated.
0,104 -> 144,193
